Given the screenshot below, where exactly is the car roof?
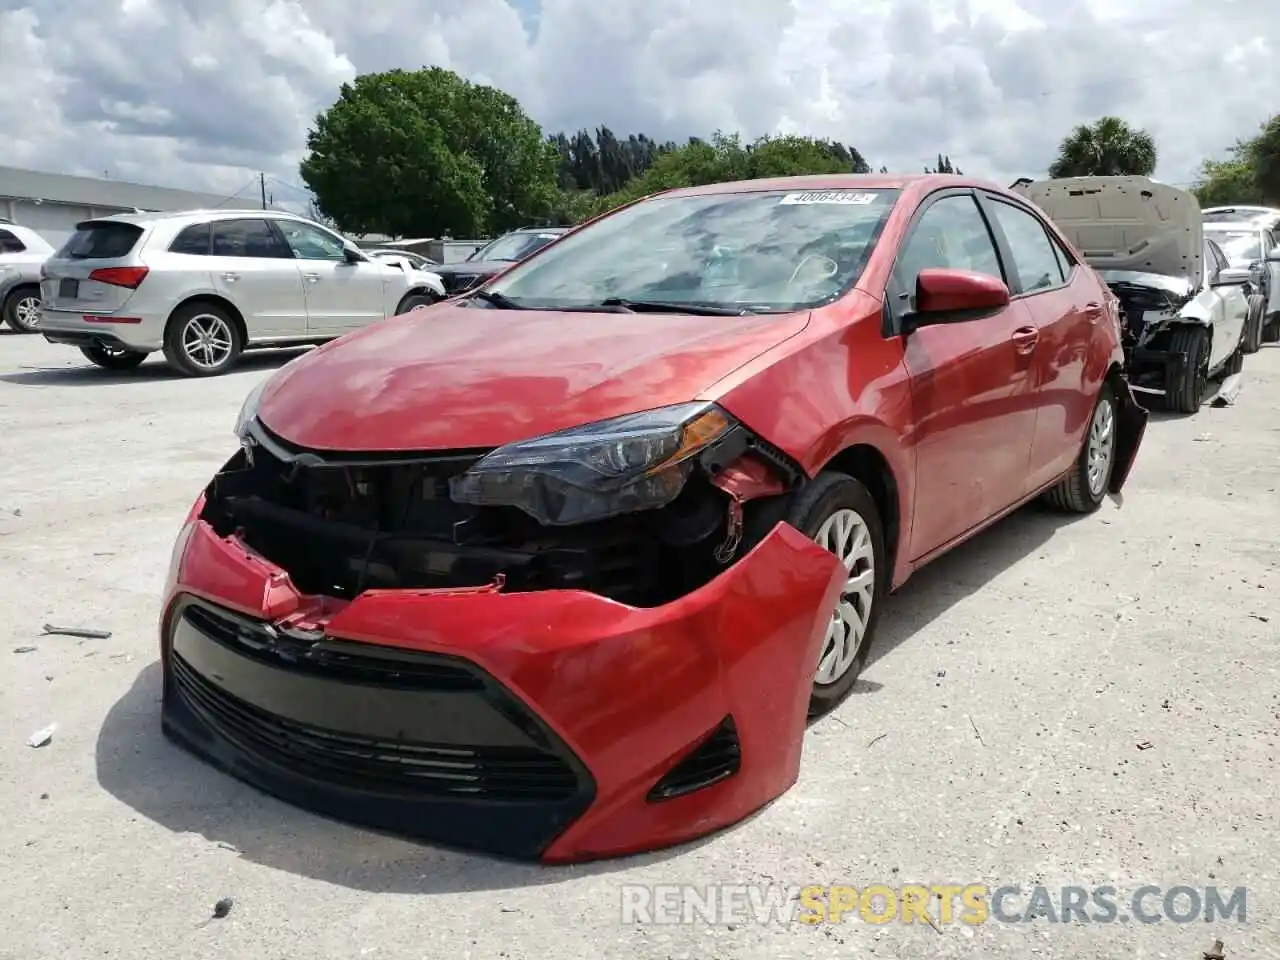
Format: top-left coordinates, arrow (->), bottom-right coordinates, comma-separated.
657,173 -> 1006,199
75,208 -> 319,228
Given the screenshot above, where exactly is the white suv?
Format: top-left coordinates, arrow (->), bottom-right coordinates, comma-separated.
38,210 -> 446,376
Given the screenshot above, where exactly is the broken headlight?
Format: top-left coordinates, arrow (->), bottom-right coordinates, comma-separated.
233,379 -> 269,440
449,402 -> 735,525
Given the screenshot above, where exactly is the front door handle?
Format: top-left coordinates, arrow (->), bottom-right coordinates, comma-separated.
1011,325 -> 1039,354
302,273 -> 320,283
1084,302 -> 1103,323
221,272 -> 239,282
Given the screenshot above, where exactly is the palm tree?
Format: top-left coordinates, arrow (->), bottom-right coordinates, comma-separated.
1048,117 -> 1157,178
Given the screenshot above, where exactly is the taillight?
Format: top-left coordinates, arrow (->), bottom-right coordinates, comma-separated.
88,266 -> 149,289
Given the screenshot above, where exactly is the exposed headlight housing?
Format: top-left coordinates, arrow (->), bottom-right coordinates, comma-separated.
233,378 -> 269,440
449,402 -> 737,525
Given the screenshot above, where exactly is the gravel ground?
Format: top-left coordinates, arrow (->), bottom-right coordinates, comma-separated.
1,333 -> 1277,960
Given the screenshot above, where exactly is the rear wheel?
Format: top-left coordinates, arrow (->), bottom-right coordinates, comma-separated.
80,344 -> 148,371
1042,383 -> 1115,514
1264,312 -> 1280,345
1165,325 -> 1209,414
163,303 -> 242,377
786,472 -> 887,717
2,285 -> 42,333
1243,294 -> 1265,353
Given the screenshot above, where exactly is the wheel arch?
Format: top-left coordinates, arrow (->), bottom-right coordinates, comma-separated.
816,442 -> 903,587
167,294 -> 247,345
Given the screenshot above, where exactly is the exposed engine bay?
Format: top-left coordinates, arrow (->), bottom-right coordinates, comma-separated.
1102,272 -> 1197,388
199,423 -> 803,608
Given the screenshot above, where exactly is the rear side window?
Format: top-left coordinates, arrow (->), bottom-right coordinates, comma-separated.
57,222 -> 144,260
211,219 -> 293,259
986,200 -> 1064,293
170,223 -> 211,255
0,228 -> 26,253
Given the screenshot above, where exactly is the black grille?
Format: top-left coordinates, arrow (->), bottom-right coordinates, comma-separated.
182,604 -> 483,692
647,716 -> 741,801
169,653 -> 580,802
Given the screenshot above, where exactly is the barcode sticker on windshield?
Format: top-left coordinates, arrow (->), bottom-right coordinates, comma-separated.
778,191 -> 876,205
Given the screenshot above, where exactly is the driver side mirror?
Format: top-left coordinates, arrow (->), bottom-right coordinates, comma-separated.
343,246 -> 366,264
908,268 -> 1010,328
1267,249 -> 1280,263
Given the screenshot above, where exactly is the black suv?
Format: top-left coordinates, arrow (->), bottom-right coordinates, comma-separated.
431,226 -> 568,295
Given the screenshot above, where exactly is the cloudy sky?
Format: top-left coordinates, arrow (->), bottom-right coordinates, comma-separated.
1,0 -> 1274,205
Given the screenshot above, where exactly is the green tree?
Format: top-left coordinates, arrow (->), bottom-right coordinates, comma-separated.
1193,156 -> 1264,207
925,154 -> 962,174
1240,113 -> 1280,204
586,132 -> 867,220
299,68 -> 558,237
1048,116 -> 1157,178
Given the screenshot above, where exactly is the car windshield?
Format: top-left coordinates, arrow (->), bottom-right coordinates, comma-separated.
1211,230 -> 1262,262
484,188 -> 901,313
471,232 -> 560,262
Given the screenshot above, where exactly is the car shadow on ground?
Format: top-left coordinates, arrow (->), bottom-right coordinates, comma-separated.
861,502 -> 1094,678
0,346 -> 311,386
95,661 -> 725,894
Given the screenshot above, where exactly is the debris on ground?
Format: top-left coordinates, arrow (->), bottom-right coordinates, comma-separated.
26,724 -> 56,748
212,898 -> 234,919
1204,939 -> 1226,960
1211,374 -> 1242,407
1136,740 -> 1154,751
866,733 -> 888,748
13,645 -> 36,654
41,624 -> 111,640
1249,614 -> 1270,623
967,714 -> 986,746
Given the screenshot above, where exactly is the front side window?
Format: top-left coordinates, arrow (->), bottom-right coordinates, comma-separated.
986,200 -> 1064,293
275,220 -> 347,261
486,189 -> 901,313
893,194 -> 1003,293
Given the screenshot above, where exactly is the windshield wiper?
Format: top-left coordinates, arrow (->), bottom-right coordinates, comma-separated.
469,290 -> 527,310
598,298 -> 754,316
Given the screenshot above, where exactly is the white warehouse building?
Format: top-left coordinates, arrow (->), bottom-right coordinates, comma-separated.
0,165 -> 270,247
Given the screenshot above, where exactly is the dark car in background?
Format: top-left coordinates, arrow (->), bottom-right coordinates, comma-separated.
431,226 -> 568,294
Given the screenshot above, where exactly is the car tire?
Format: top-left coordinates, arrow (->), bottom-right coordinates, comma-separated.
1264,312 -> 1280,345
162,302 -> 243,377
2,284 -> 42,333
1165,325 -> 1210,414
397,292 -> 439,313
1243,294 -> 1265,353
785,471 -> 887,718
79,344 -> 148,371
1042,382 -> 1115,514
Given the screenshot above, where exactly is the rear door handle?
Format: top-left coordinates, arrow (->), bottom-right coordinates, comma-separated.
1084,302 -> 1103,322
1011,325 -> 1039,354
221,272 -> 239,282
303,273 -> 320,283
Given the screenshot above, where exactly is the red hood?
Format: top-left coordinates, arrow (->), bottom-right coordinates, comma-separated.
256,303 -> 810,451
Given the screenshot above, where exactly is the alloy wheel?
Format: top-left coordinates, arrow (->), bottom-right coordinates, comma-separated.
181,313 -> 234,370
1085,397 -> 1115,497
14,294 -> 41,330
813,508 -> 876,685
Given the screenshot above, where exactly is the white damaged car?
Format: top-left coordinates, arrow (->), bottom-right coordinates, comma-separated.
1012,176 -> 1252,413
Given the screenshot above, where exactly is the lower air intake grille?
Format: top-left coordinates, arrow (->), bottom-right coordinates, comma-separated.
647,715 -> 741,801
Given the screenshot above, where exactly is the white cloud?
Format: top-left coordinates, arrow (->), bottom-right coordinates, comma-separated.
2,0 -> 1277,200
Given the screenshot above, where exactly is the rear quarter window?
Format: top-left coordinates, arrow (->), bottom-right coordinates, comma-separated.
56,222 -> 145,260
0,228 -> 26,253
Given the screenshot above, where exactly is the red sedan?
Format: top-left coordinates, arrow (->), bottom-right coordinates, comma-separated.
159,174 -> 1147,863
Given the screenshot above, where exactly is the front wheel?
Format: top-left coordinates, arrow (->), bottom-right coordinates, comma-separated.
80,344 -> 148,370
1243,294 -> 1265,354
787,472 -> 887,717
1165,325 -> 1209,414
2,285 -> 42,333
1042,383 -> 1115,514
397,292 -> 439,313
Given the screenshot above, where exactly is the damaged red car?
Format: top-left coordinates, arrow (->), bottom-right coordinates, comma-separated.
160,174 -> 1148,863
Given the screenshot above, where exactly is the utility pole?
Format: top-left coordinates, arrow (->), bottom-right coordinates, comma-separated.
259,172 -> 267,210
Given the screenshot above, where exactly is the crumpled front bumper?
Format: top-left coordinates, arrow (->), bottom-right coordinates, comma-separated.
159,501 -> 845,863
1108,375 -> 1149,494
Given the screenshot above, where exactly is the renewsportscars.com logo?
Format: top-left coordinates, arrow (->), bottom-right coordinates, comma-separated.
619,883 -> 1248,926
